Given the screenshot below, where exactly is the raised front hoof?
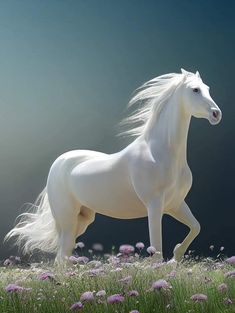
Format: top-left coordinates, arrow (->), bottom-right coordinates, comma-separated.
167,258 -> 178,267
173,243 -> 184,262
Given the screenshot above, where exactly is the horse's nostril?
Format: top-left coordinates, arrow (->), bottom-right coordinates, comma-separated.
213,110 -> 219,118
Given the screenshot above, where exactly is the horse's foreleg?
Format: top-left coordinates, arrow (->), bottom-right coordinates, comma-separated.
168,201 -> 201,261
145,196 -> 164,260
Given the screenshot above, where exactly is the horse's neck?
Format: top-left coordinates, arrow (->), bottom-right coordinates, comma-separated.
144,92 -> 191,164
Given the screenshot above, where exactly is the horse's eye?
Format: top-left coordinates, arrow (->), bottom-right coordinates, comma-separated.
193,88 -> 200,93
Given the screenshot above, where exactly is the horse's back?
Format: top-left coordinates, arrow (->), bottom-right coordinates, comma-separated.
47,149 -> 108,190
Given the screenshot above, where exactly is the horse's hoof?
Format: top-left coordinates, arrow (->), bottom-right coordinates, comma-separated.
167,258 -> 178,266
173,243 -> 184,262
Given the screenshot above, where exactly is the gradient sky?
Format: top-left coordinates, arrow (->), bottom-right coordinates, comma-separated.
0,0 -> 234,260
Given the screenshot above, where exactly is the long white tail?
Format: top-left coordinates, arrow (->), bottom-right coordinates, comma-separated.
4,187 -> 58,254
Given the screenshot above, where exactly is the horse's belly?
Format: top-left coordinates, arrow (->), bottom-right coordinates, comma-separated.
69,158 -> 147,219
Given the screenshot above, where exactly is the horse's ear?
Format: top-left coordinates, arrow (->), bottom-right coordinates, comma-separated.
181,68 -> 188,75
196,71 -> 201,79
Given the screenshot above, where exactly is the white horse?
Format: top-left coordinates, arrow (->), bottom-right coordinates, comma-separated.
5,69 -> 222,264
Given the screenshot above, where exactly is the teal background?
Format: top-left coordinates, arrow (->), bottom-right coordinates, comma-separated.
0,0 -> 234,259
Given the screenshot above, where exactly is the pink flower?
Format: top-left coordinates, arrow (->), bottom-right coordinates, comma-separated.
217,283 -> 228,293
152,279 -> 172,290
76,242 -> 85,249
5,284 -> 31,293
69,256 -> 89,264
152,261 -> 164,269
69,256 -> 80,264
80,291 -> 94,302
226,256 -> 235,265
135,242 -> 145,250
70,301 -> 83,310
190,293 -> 208,302
225,270 -> 235,278
107,294 -> 125,304
128,290 -> 139,297
96,290 -> 106,297
118,275 -> 132,285
38,272 -> 55,281
92,243 -> 104,251
224,298 -> 233,305
4,256 -> 21,267
147,246 -> 157,255
85,268 -> 104,277
77,256 -> 89,264
167,270 -> 177,279
119,244 -> 135,255
3,259 -> 15,267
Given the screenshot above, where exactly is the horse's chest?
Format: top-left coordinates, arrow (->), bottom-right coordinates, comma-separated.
164,166 -> 192,210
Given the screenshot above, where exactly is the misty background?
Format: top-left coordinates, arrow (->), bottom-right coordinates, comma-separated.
0,0 -> 234,260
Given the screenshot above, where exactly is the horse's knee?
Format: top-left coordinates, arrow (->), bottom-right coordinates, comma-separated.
191,221 -> 200,236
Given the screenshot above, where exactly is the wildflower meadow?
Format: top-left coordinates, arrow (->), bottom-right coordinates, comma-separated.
0,243 -> 235,313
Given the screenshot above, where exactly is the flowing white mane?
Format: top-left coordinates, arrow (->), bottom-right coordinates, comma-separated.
120,72 -> 190,137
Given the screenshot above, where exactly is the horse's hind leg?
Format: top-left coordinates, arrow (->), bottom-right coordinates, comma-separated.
55,205 -> 95,265
47,187 -> 79,265
55,212 -> 78,265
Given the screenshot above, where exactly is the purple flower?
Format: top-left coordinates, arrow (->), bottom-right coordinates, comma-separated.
77,256 -> 89,264
69,256 -> 89,264
128,290 -> 139,297
167,270 -> 177,279
96,290 -> 106,297
226,256 -> 235,265
3,256 -> 21,267
190,293 -> 208,302
119,244 -> 135,255
5,284 -> 31,293
152,279 -> 172,290
80,291 -> 94,302
224,298 -> 233,305
147,246 -> 157,255
38,272 -> 55,281
135,242 -> 145,250
217,283 -> 228,293
70,301 -> 83,310
69,256 -> 80,264
118,275 -> 132,285
225,270 -> 235,278
92,243 -> 104,251
3,259 -> 14,267
76,242 -> 85,249
152,261 -> 164,269
85,268 -> 104,277
107,294 -> 125,304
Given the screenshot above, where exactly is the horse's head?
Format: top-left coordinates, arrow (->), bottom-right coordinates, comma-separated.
180,68 -> 222,125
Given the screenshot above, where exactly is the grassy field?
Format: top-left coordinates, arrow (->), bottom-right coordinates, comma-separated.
0,247 -> 235,313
